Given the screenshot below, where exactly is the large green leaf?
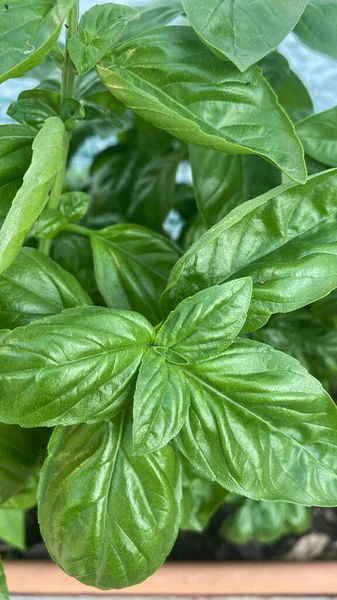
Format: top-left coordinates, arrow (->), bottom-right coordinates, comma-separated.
182,0 -> 309,71
38,417 -> 181,589
0,509 -> 25,550
133,279 -> 252,454
0,0 -> 77,83
68,3 -> 137,75
295,0 -> 337,60
0,117 -> 65,275
161,169 -> 337,332
2,469 -> 39,511
98,27 -> 306,184
0,307 -> 154,427
220,497 -> 311,544
296,106 -> 337,167
0,558 -> 8,600
0,423 -> 48,505
180,457 -> 227,532
189,147 -> 281,227
90,224 -> 182,325
177,338 -> 337,506
0,125 -> 34,226
7,89 -> 60,130
0,247 -> 91,329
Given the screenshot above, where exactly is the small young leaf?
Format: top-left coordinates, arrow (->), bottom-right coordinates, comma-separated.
38,417 -> 181,589
0,558 -> 8,600
0,0 -> 78,83
68,3 -> 138,75
161,169 -> 337,332
133,279 -> 252,454
59,191 -> 90,222
0,509 -> 25,550
91,224 -> 182,325
296,106 -> 337,167
0,307 -> 154,427
98,27 -> 306,184
295,0 -> 337,60
0,247 -> 91,330
7,90 -> 60,130
0,423 -> 48,505
177,338 -> 337,506
220,497 -> 311,545
0,117 -> 65,275
182,0 -> 309,71
34,209 -> 67,239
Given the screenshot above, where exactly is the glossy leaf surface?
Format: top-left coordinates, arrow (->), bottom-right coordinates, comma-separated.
296,106 -> 337,167
98,27 -> 306,183
220,497 -> 311,544
133,279 -> 252,454
59,192 -> 90,222
162,169 -> 337,332
91,224 -> 182,324
0,307 -> 154,427
0,0 -> 77,83
178,338 -> 337,506
38,418 -> 181,589
68,3 -> 137,75
182,0 -> 308,71
0,117 -> 65,275
0,247 -> 91,330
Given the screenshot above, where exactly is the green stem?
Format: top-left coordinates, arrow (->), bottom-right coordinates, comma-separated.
66,223 -> 93,238
39,1 -> 79,256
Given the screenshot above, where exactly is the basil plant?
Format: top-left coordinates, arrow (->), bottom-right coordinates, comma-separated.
1,0 -> 337,591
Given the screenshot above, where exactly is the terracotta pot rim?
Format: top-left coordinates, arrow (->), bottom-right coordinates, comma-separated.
4,560 -> 337,595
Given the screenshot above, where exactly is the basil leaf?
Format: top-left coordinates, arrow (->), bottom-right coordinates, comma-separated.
0,117 -> 65,275
120,0 -> 184,42
0,509 -> 25,550
162,169 -> 337,332
133,279 -> 252,454
0,423 -> 48,505
0,125 -> 34,225
7,90 -> 59,130
260,52 -> 313,123
34,209 -> 67,239
38,417 -> 181,589
0,0 -> 77,83
0,558 -> 8,600
91,224 -> 182,325
220,497 -> 311,545
0,307 -> 154,427
52,233 -> 98,301
0,247 -> 91,329
182,0 -> 309,71
177,338 -> 337,506
189,147 -> 281,227
59,192 -> 90,222
98,27 -> 306,184
180,457 -> 227,532
68,3 -> 137,75
295,0 -> 337,60
296,106 -> 337,167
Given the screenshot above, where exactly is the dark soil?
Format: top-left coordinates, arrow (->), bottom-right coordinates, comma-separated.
2,505 -> 337,563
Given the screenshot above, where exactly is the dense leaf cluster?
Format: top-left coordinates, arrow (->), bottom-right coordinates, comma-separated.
0,0 -> 337,592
